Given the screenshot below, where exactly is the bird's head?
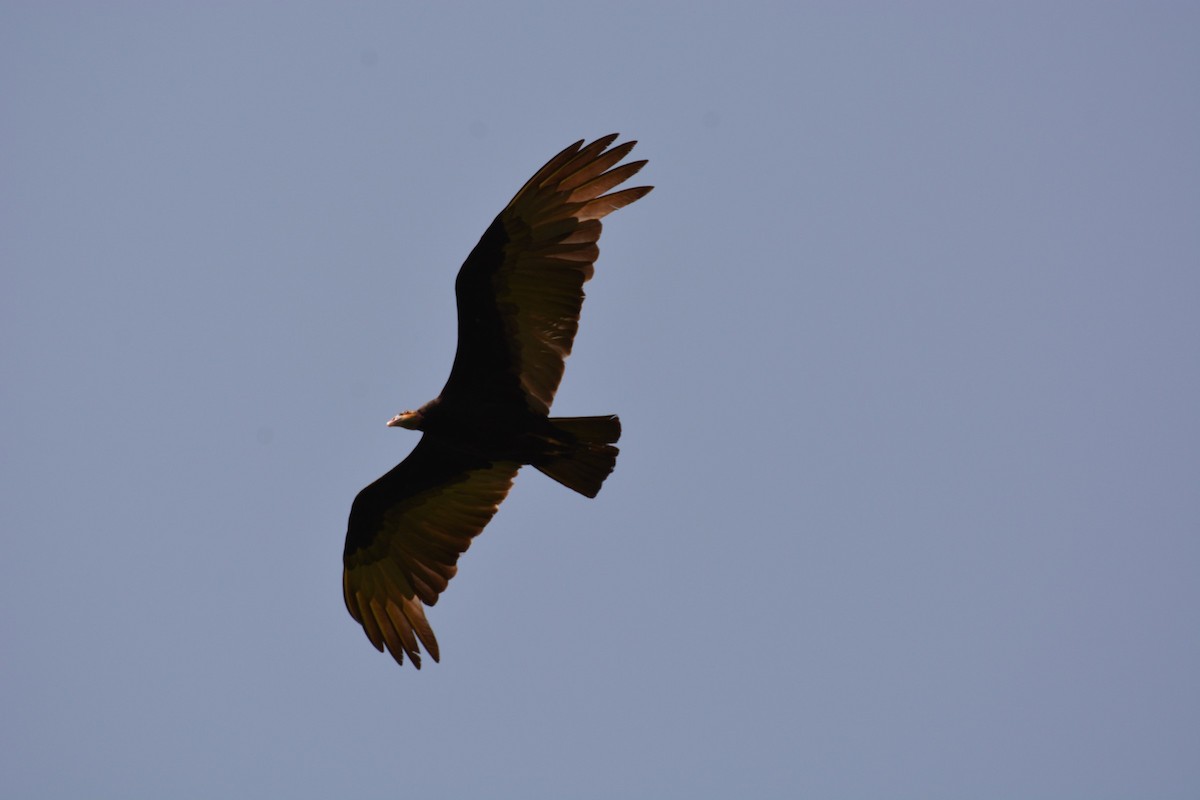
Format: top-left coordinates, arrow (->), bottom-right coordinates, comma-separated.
386,409 -> 423,430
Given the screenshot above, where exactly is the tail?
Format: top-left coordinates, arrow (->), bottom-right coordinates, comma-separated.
534,415 -> 621,498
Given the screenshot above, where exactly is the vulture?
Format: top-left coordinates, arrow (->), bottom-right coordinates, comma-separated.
342,134 -> 651,668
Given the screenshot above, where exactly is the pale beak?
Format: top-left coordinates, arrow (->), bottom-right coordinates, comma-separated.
387,411 -> 419,429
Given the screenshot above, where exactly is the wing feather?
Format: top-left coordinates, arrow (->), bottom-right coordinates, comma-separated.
568,160 -> 647,202
530,134 -> 620,192
557,142 -> 638,192
440,135 -> 652,414
343,436 -> 520,668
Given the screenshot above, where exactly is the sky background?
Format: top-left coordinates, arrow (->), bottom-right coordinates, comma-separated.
3,3 -> 1199,798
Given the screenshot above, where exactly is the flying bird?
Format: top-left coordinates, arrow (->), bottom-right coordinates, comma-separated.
342,134 -> 651,668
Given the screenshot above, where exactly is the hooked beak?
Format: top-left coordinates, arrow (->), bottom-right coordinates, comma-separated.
387,411 -> 420,429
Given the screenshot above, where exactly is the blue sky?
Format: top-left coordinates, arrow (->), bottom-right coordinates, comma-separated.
3,3 -> 1198,797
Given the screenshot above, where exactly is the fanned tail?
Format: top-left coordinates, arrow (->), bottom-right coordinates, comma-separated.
534,415 -> 621,498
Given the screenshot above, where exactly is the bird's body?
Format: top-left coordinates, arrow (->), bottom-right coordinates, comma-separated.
342,135 -> 650,668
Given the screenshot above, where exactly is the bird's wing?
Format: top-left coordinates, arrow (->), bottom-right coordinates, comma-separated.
440,134 -> 652,414
343,436 -> 521,668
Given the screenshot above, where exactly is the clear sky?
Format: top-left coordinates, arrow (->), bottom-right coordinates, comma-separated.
4,3 -> 1198,798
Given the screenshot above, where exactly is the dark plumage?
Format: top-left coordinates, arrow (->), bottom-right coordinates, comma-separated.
342,135 -> 651,668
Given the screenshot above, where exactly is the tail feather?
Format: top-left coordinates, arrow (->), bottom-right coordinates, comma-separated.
535,415 -> 621,498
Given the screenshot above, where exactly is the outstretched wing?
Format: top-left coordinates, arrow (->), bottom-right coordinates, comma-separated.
440,134 -> 652,415
343,436 -> 521,668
